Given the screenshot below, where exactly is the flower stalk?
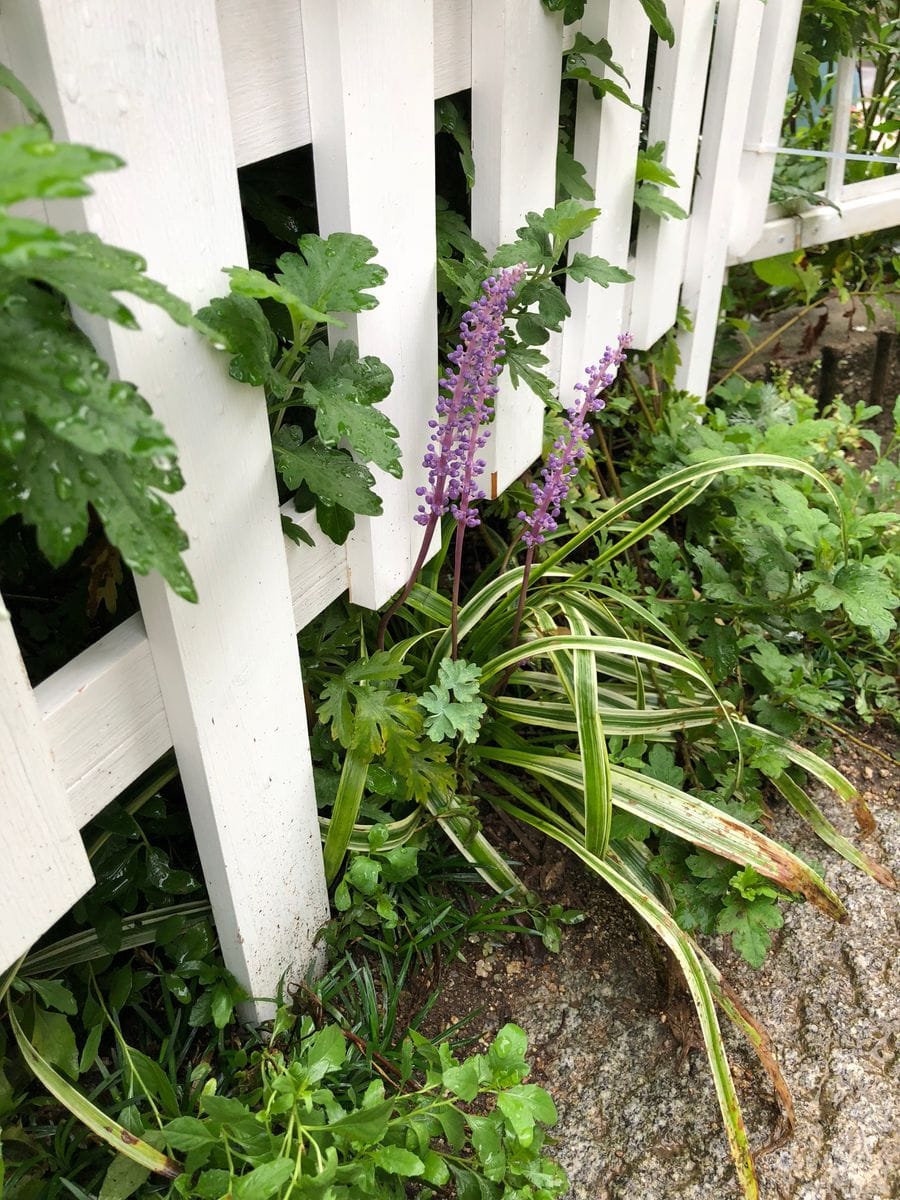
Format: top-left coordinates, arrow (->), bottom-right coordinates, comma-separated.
377,265 -> 525,652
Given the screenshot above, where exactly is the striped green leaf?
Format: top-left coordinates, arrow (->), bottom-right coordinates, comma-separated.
489,802 -> 759,1200
474,747 -> 845,920
7,1001 -> 182,1181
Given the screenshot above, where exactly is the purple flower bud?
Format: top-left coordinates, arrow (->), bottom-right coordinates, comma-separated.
415,264 -> 526,528
520,334 -> 631,548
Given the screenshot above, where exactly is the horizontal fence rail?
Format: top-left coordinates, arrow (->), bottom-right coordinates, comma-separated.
2,0 -> 898,995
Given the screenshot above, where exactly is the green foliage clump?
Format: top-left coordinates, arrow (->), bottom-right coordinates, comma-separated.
0,69 -> 204,600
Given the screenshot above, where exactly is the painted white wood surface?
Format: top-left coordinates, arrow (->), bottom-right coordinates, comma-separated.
36,507 -> 346,832
675,0 -> 765,396
728,0 -> 803,258
218,0 -> 471,167
301,0 -> 438,609
559,0 -> 649,398
0,600 -> 94,971
825,57 -> 856,205
729,190 -> 900,264
627,0 -> 716,349
470,0 -> 564,494
2,0 -> 329,1016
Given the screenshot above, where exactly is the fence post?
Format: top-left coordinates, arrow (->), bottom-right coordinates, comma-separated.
558,0 -> 649,397
675,0 -> 765,396
471,0 -> 563,493
0,600 -> 94,971
729,0 -> 804,258
301,0 -> 438,609
626,0 -> 717,350
3,0 -> 329,1019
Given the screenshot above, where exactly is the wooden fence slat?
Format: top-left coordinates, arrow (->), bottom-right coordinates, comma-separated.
218,0 -> 471,168
3,0 -> 329,1017
301,0 -> 438,610
729,190 -> 900,264
675,0 -> 765,397
471,0 -> 564,494
558,0 -> 649,399
825,57 -> 856,206
37,506 -> 346,831
728,0 -> 803,258
626,0 -> 716,349
0,601 -> 94,971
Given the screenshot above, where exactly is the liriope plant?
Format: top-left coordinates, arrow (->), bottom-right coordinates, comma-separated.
315,267 -> 894,1200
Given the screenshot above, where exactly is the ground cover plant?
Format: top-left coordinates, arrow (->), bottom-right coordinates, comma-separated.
0,765 -> 568,1199
295,254 -> 895,1198
3,10 -> 898,1199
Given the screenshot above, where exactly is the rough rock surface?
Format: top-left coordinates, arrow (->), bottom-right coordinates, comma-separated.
461,740 -> 899,1199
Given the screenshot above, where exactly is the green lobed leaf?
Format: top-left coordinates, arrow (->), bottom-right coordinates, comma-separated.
272,429 -> 382,516
812,562 -> 896,642
0,124 -> 121,206
276,232 -> 387,317
18,232 -> 197,331
195,293 -> 285,397
565,252 -> 633,286
1,414 -> 196,600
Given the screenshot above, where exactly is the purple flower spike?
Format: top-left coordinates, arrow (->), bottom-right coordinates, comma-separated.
519,334 -> 631,548
415,264 -> 526,530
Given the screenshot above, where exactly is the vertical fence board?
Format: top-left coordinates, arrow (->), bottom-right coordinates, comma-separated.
729,0 -> 803,258
301,0 -> 438,609
675,0 -> 766,397
627,0 -> 716,349
0,602 -> 94,970
559,0 -> 649,399
471,1 -> 564,494
825,57 -> 856,205
3,0 -> 329,1017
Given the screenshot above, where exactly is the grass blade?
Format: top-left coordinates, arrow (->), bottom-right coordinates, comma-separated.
490,802 -> 759,1200
322,746 -> 370,884
6,1001 -> 182,1181
769,772 -> 895,888
568,609 -> 612,857
475,747 -> 846,920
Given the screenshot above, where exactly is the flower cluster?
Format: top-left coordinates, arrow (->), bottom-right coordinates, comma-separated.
518,334 -> 631,548
415,264 -> 526,529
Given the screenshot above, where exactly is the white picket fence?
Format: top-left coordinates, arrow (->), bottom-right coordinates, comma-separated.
2,0 -> 898,1016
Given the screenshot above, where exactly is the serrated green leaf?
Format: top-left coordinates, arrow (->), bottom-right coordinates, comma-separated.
418,657 -> 486,744
0,303 -> 176,457
634,183 -> 688,221
304,339 -> 394,405
1,415 -> 195,600
717,893 -> 784,968
19,231 -> 197,330
0,124 -> 121,206
566,252 -> 633,286
276,232 -> 387,317
196,293 -> 285,396
224,265 -> 332,327
307,377 -> 401,476
812,563 -> 896,642
272,428 -> 382,515
280,513 -> 315,547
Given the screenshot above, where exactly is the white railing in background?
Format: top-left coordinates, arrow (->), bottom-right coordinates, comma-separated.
1,0 -> 897,1011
